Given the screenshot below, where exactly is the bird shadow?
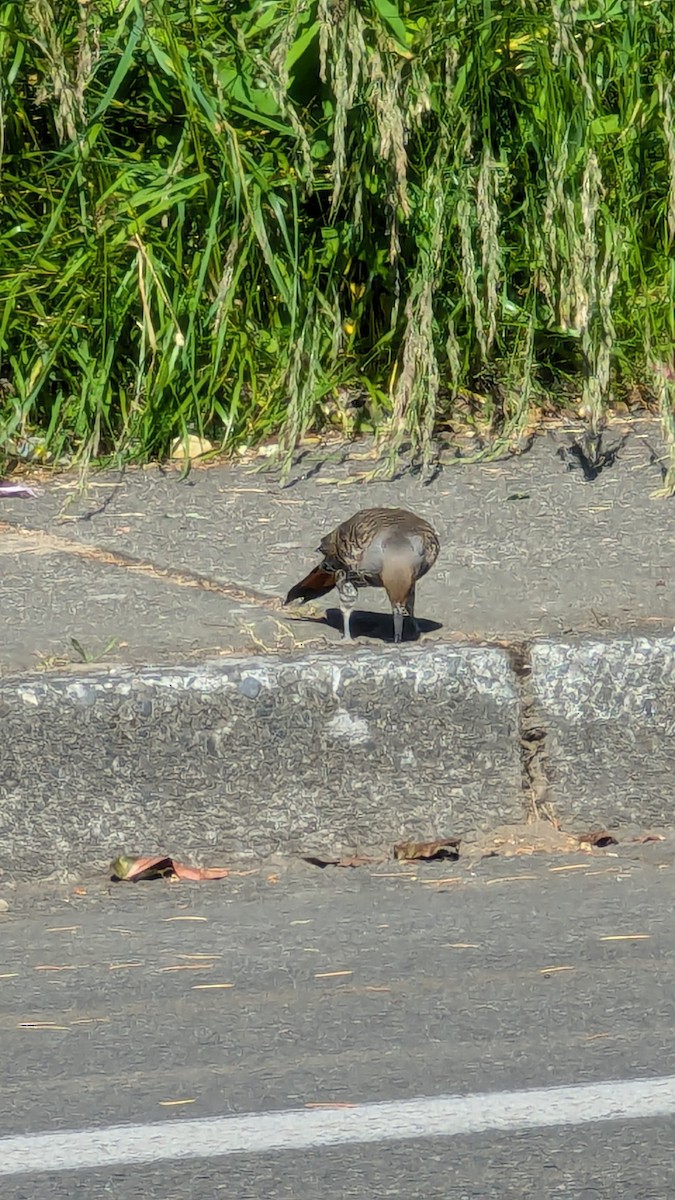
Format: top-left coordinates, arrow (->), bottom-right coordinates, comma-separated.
293,607 -> 443,643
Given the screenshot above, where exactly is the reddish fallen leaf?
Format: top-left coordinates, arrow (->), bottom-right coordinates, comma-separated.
303,854 -> 385,869
394,838 -> 461,863
110,855 -> 229,883
632,834 -> 666,844
577,831 -> 619,849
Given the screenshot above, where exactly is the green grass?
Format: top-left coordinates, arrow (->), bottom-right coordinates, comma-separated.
1,0 -> 675,488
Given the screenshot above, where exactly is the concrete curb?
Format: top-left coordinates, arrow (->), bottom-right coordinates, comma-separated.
0,646 -> 522,875
0,636 -> 674,875
530,637 -> 675,829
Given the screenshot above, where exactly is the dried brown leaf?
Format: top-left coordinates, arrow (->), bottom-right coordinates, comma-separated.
110,855 -> 229,883
173,862 -> 230,881
394,839 -> 461,863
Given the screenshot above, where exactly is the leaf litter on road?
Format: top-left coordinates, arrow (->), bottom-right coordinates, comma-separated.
103,824 -> 668,894
299,821 -> 666,877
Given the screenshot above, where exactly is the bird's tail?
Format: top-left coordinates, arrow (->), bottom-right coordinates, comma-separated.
284,565 -> 337,606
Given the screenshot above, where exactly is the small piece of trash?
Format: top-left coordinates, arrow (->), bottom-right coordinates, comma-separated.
0,482 -> 38,498
110,855 -> 229,883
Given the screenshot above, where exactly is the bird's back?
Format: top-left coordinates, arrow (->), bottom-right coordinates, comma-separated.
319,507 -> 440,581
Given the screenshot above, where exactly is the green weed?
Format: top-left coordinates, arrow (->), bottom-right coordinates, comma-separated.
0,0 -> 673,488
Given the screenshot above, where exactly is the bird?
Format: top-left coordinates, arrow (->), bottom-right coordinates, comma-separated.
284,507 -> 440,643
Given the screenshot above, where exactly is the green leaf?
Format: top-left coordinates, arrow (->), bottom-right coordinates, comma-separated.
285,21 -> 320,71
589,114 -> 622,137
90,13 -> 145,121
371,0 -> 412,50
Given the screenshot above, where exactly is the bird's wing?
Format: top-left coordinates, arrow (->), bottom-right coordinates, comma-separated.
320,509 -> 389,570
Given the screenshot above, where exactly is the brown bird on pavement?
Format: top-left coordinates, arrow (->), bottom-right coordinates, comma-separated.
284,507 -> 440,643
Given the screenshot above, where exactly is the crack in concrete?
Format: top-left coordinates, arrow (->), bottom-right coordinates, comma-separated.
504,641 -> 555,824
0,521 -> 284,614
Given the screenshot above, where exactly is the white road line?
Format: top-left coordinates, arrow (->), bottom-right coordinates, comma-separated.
2,1075 -> 675,1177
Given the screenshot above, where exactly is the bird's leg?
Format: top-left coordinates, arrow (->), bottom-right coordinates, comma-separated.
336,572 -> 358,642
406,584 -> 419,639
391,586 -> 417,643
392,603 -> 406,644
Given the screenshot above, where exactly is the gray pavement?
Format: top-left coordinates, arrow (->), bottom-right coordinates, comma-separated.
2,849 -> 675,1196
1,418 -> 672,671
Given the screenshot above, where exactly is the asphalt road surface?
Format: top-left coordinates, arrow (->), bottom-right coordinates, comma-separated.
1,849 -> 675,1198
2,421 -> 673,673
